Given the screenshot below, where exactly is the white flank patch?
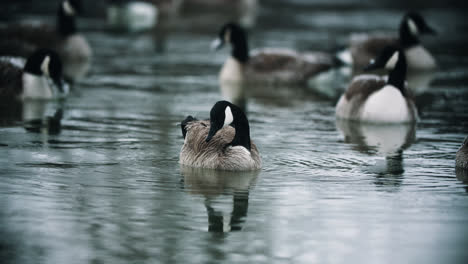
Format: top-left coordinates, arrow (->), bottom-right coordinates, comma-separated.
335,95 -> 351,119
210,38 -> 222,50
385,51 -> 399,70
405,46 -> 437,70
336,49 -> 353,65
220,56 -> 244,82
40,56 -> 51,76
22,73 -> 53,100
407,19 -> 419,36
224,106 -> 234,126
360,85 -> 412,123
63,0 -> 76,16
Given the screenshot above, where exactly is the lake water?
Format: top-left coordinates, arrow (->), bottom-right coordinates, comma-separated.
1,0 -> 468,263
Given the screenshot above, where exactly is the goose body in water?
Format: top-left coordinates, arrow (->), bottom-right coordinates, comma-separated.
0,49 -> 67,101
336,47 -> 418,123
212,22 -> 334,84
180,101 -> 261,171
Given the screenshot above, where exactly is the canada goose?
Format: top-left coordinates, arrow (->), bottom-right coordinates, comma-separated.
335,46 -> 418,123
0,0 -> 92,82
107,0 -> 159,32
456,137 -> 468,169
0,49 -> 66,101
211,22 -> 334,84
180,100 -> 261,171
338,11 -> 436,71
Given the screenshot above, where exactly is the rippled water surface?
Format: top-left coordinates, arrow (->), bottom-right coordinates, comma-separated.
1,0 -> 468,263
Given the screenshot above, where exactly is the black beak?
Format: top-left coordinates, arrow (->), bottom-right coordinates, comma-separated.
205,123 -> 221,142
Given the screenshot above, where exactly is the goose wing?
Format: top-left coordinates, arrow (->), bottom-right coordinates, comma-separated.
247,48 -> 333,83
0,61 -> 23,99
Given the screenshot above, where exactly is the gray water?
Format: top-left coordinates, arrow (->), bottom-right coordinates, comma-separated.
1,0 -> 468,263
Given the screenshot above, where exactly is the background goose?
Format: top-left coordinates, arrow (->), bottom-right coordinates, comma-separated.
339,11 -> 436,71
212,22 -> 334,84
456,137 -> 468,169
0,0 -> 92,82
107,0 -> 159,32
335,47 -> 418,123
180,100 -> 261,171
0,49 -> 66,101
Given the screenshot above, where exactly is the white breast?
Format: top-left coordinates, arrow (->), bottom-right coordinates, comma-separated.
405,46 -> 437,70
61,34 -> 92,80
360,85 -> 413,123
21,73 -> 54,100
220,56 -> 244,83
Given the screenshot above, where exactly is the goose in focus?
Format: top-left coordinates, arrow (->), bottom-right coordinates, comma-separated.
335,46 -> 418,123
211,22 -> 334,84
0,49 -> 67,101
0,0 -> 92,81
338,11 -> 437,71
180,100 -> 261,171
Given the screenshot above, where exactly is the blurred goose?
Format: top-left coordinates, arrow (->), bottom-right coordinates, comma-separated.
456,137 -> 468,169
336,46 -> 418,123
107,0 -> 159,31
0,0 -> 92,81
212,22 -> 334,84
0,49 -> 66,101
338,11 -> 436,71
180,100 -> 261,171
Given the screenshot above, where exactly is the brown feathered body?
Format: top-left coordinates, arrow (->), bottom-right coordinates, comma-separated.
0,60 -> 24,100
335,74 -> 418,122
180,120 -> 261,171
245,48 -> 334,84
456,137 -> 468,169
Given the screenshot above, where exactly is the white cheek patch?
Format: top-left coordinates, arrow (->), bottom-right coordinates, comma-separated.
385,51 -> 399,69
407,19 -> 419,35
40,56 -> 51,76
63,0 -> 76,16
224,106 -> 233,126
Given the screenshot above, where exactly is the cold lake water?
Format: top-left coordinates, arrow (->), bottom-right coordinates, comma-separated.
1,0 -> 468,263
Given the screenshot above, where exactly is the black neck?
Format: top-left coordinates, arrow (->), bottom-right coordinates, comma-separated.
232,36 -> 249,63
57,5 -> 77,37
399,19 -> 419,48
387,52 -> 407,96
229,107 -> 251,151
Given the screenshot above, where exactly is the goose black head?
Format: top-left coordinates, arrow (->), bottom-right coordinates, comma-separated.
24,49 -> 64,93
57,0 -> 83,36
205,100 -> 251,151
211,22 -> 249,63
399,12 -> 436,48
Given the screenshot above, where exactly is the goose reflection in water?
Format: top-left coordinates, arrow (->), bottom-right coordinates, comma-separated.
336,120 -> 416,187
181,166 -> 259,233
0,100 -> 63,135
